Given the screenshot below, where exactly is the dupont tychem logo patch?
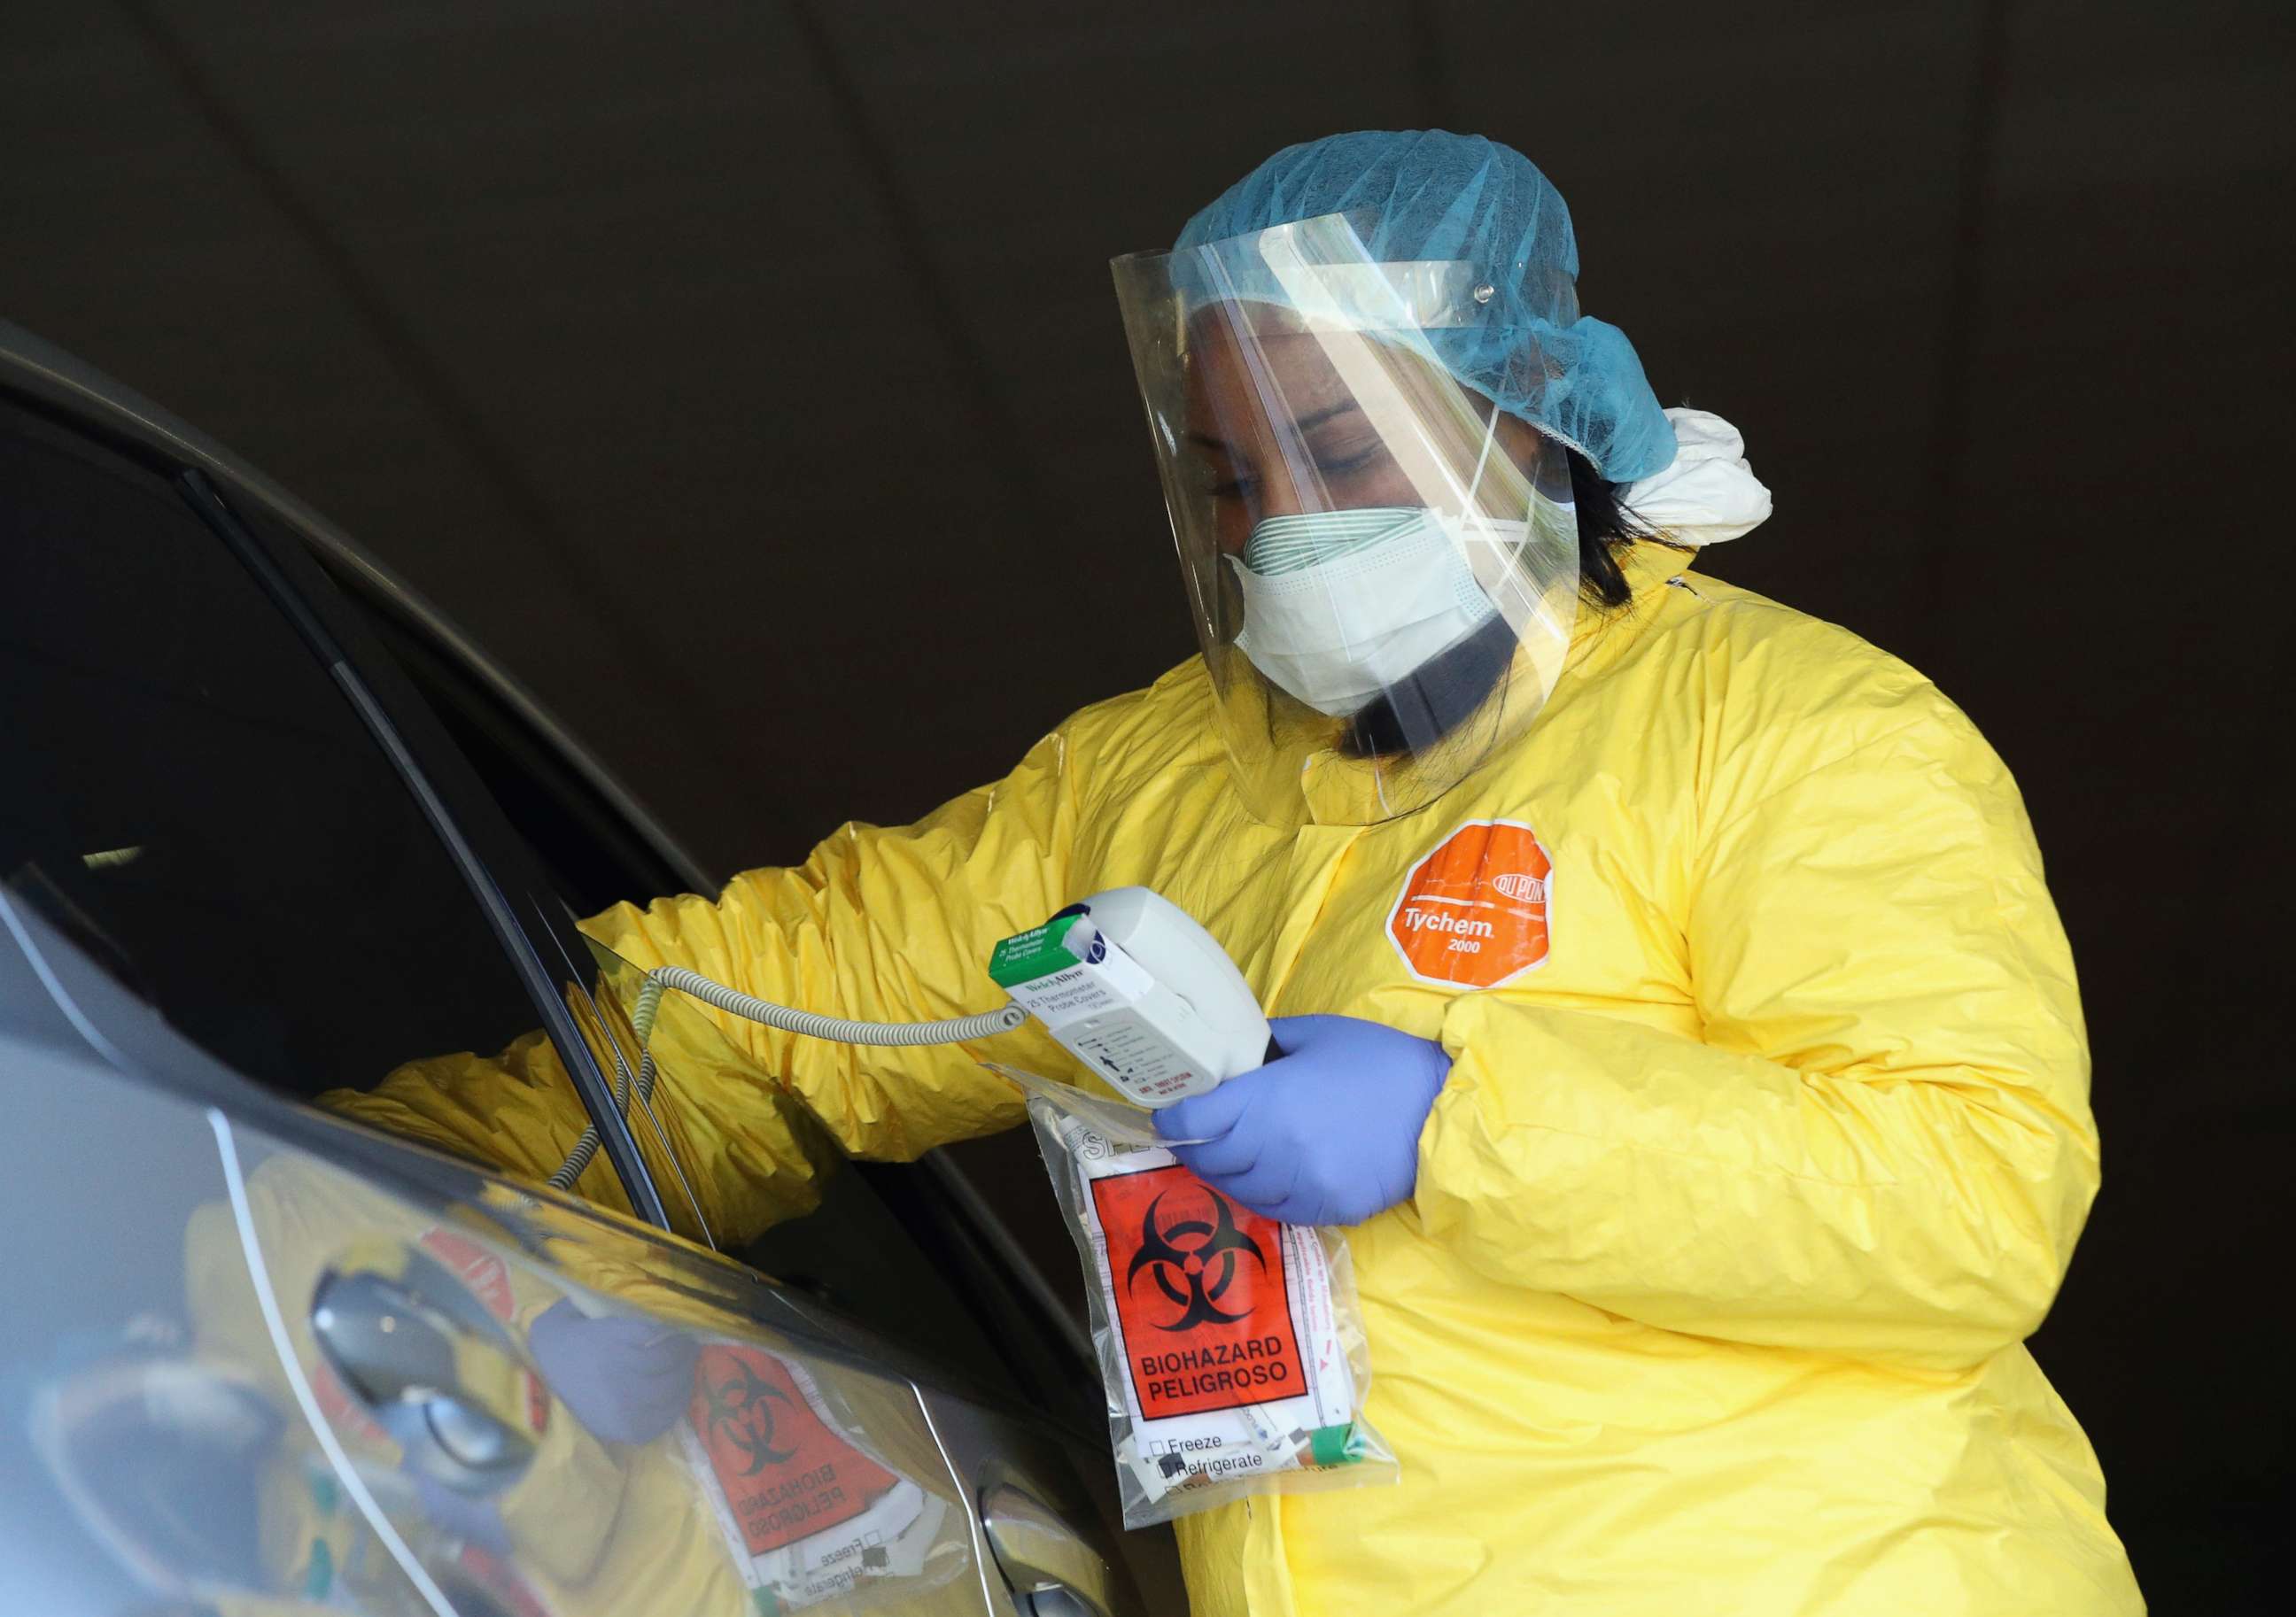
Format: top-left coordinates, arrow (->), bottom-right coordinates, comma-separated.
1388,818 -> 1553,987
1090,1166 -> 1306,1420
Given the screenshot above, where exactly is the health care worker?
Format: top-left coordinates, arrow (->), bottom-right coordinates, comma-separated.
330,131 -> 2143,1614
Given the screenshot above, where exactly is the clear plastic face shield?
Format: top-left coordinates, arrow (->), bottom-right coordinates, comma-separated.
1113,213 -> 1580,827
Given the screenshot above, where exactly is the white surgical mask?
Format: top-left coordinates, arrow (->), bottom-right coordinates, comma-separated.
1229,507 -> 1531,717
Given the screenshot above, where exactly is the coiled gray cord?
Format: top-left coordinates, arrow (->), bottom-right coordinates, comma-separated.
643,966 -> 1028,1047
547,968 -> 1026,1192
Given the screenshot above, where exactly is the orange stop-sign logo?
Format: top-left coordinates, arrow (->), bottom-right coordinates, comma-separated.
1387,819 -> 1553,987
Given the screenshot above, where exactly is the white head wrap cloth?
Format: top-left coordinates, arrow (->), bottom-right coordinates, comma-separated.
1620,408 -> 1772,546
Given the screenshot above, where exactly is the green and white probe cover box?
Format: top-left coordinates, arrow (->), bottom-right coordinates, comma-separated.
988,910 -> 1222,1107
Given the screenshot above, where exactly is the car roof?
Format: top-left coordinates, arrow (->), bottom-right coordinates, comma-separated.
0,321 -> 715,895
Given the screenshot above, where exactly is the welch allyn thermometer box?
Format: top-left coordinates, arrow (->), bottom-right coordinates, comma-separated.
988,909 -> 1226,1108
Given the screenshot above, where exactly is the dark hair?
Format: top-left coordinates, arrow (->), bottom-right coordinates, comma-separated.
1342,448 -> 1679,757
1569,445 -> 1668,611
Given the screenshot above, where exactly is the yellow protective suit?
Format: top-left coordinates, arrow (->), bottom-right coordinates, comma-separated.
332,539 -> 2141,1614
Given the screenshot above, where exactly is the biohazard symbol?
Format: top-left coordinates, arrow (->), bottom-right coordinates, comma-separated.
1124,1188 -> 1267,1333
696,1352 -> 795,1474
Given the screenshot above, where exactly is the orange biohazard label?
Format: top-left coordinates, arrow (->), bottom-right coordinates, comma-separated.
689,1345 -> 899,1555
1387,818 -> 1553,987
1090,1167 -> 1305,1421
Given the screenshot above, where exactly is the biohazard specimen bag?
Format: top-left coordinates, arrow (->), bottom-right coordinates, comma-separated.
680,1339 -> 970,1610
997,1066 -> 1398,1528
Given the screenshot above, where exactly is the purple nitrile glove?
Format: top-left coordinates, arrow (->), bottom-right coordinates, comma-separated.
527,1298 -> 699,1446
1154,1013 -> 1451,1227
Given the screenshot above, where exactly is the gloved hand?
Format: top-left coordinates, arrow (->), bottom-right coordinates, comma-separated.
527,1298 -> 700,1446
1155,1013 -> 1451,1227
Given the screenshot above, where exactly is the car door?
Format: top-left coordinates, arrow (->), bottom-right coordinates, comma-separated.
0,365 -> 1145,1615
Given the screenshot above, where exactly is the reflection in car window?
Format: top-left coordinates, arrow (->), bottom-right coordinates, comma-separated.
0,402 -> 588,1141
191,1129 -> 984,1617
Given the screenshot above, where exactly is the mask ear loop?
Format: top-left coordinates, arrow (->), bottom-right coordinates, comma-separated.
1453,397 -> 1537,569
1462,399 -> 1502,518
1452,399 -> 1519,584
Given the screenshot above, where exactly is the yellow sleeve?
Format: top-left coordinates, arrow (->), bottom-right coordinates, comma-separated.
578,721 -> 1086,1167
322,720 -> 1090,1250
1414,698 -> 2099,1371
323,1033 -> 601,1194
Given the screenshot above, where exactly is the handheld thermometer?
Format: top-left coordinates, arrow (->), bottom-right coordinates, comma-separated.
988,887 -> 1272,1108
555,888 -> 1272,1188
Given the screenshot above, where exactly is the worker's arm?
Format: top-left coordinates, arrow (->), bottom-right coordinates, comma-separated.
323,718 -> 1090,1246
322,1033 -> 602,1195
576,719 -> 1084,1165
1414,694 -> 2100,1372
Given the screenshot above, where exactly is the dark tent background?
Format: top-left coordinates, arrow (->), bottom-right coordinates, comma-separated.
7,3 -> 2287,1605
